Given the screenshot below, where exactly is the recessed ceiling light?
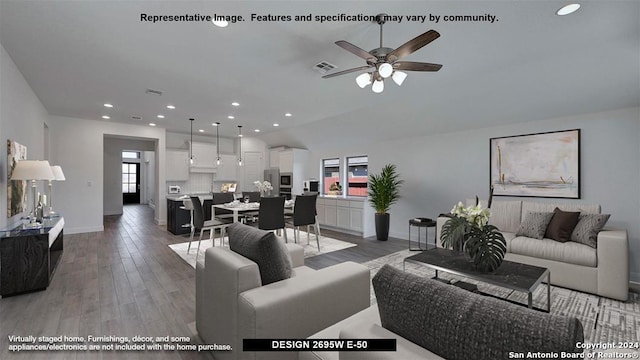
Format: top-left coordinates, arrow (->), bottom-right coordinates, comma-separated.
157,115 -> 165,119
254,129 -> 260,133
212,18 -> 229,28
104,103 -> 113,108
149,123 -> 156,127
556,3 -> 581,15
166,105 -> 175,109
199,129 -> 205,133
231,102 -> 240,106
273,123 -> 280,127
102,115 -> 110,119
212,123 -> 219,126
228,115 -> 235,119
285,113 -> 292,117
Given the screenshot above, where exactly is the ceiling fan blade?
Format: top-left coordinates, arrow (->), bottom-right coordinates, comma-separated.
387,30 -> 440,62
322,65 -> 374,79
335,40 -> 377,62
393,61 -> 442,72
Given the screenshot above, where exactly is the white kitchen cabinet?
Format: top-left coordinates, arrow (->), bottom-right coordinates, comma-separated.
166,149 -> 189,181
279,150 -> 294,173
190,141 -> 216,173
215,154 -> 237,180
269,148 -> 282,168
317,197 -> 364,233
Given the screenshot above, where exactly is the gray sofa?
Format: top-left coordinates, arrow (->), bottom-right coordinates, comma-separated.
436,200 -> 629,301
302,265 -> 584,360
196,235 -> 370,360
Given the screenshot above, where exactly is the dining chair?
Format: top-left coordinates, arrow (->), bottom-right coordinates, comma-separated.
242,191 -> 261,203
189,196 -> 231,258
212,192 -> 236,222
286,194 -> 321,250
257,196 -> 288,243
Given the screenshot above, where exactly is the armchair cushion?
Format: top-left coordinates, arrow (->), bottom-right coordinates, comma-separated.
228,222 -> 292,285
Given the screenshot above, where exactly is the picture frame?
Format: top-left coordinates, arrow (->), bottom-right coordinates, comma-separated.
7,139 -> 29,217
490,129 -> 580,199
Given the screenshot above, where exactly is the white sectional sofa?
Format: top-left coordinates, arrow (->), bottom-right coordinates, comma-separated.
437,200 -> 629,301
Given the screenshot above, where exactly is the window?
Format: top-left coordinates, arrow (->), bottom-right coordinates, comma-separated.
122,151 -> 139,159
122,163 -> 138,193
347,156 -> 368,197
322,158 -> 341,195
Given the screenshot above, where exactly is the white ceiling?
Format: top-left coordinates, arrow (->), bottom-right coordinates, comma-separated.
1,1 -> 638,151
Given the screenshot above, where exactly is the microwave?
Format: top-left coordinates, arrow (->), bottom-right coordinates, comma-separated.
280,173 -> 292,186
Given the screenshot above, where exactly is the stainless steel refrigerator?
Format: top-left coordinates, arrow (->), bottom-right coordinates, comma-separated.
264,168 -> 280,195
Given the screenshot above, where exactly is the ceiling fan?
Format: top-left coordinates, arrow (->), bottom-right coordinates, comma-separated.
323,14 -> 442,93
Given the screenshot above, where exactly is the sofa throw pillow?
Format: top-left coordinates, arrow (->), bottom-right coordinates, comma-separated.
227,222 -> 292,285
570,214 -> 610,248
372,264 -> 583,360
545,207 -> 581,242
516,212 -> 554,239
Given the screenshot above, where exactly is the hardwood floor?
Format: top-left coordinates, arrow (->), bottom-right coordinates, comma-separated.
0,204 -> 410,359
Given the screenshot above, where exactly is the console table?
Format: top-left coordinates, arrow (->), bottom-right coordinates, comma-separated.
0,217 -> 64,297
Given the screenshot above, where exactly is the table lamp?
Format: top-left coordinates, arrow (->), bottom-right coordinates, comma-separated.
10,160 -> 55,224
48,165 -> 66,216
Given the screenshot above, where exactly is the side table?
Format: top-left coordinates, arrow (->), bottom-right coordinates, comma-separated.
408,218 -> 436,251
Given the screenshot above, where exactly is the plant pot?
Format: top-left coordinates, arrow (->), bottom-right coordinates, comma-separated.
375,213 -> 390,241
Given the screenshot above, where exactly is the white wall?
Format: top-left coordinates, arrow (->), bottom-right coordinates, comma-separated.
143,151 -> 155,207
308,107 -> 640,282
48,115 -> 166,233
166,131 -> 234,153
103,137 -> 155,215
0,44 -> 49,228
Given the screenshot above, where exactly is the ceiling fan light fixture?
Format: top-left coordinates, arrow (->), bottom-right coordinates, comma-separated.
378,63 -> 393,78
392,71 -> 407,86
372,79 -> 384,93
556,3 -> 581,16
356,73 -> 372,88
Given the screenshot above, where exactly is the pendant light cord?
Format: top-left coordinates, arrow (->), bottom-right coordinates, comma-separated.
189,118 -> 194,163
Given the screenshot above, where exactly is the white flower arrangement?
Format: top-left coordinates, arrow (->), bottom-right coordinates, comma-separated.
450,201 -> 491,228
253,180 -> 273,192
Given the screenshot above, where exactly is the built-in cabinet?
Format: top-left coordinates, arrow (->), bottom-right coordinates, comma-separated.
270,148 -> 308,196
166,149 -> 189,181
317,197 -> 363,233
190,141 -> 217,173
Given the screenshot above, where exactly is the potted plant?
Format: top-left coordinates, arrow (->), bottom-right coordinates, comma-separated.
440,201 -> 507,272
368,164 -> 403,241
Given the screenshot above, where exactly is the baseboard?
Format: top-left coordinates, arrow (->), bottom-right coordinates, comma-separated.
148,203 -> 156,210
318,225 -> 362,237
64,225 -> 104,234
103,210 -> 122,216
154,217 -> 166,226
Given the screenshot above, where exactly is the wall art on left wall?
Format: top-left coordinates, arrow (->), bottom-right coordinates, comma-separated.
7,139 -> 28,217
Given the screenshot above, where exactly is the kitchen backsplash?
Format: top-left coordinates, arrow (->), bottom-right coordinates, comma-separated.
167,173 -> 213,194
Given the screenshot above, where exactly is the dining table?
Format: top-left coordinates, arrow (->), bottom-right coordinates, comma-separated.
212,200 -> 294,223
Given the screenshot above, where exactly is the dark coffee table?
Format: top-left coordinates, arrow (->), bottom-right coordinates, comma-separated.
404,248 -> 551,312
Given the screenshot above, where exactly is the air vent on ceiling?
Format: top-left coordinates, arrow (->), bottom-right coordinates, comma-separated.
312,61 -> 336,74
145,88 -> 163,96
131,116 -> 142,120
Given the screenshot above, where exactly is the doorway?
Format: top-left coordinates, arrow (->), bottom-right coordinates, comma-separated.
122,162 -> 141,204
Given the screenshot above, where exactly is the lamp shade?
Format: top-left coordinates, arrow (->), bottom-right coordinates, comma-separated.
372,79 -> 384,93
51,165 -> 66,181
378,63 -> 393,78
392,71 -> 407,86
10,160 -> 55,180
356,73 -> 372,88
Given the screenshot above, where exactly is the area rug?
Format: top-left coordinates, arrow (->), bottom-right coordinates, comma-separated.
362,249 -> 640,346
169,228 -> 356,269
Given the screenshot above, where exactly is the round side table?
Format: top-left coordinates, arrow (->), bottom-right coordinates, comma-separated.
408,218 -> 436,251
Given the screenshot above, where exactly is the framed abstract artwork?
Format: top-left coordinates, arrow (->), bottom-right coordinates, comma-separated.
7,139 -> 29,217
490,129 -> 580,198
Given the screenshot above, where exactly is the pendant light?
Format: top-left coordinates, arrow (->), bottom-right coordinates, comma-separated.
237,125 -> 243,166
189,118 -> 195,165
215,122 -> 221,165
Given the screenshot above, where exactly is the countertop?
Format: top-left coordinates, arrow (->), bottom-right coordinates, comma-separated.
318,195 -> 365,201
166,193 -> 214,201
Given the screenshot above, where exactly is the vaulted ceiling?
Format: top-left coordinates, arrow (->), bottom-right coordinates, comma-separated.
1,1 -> 638,151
